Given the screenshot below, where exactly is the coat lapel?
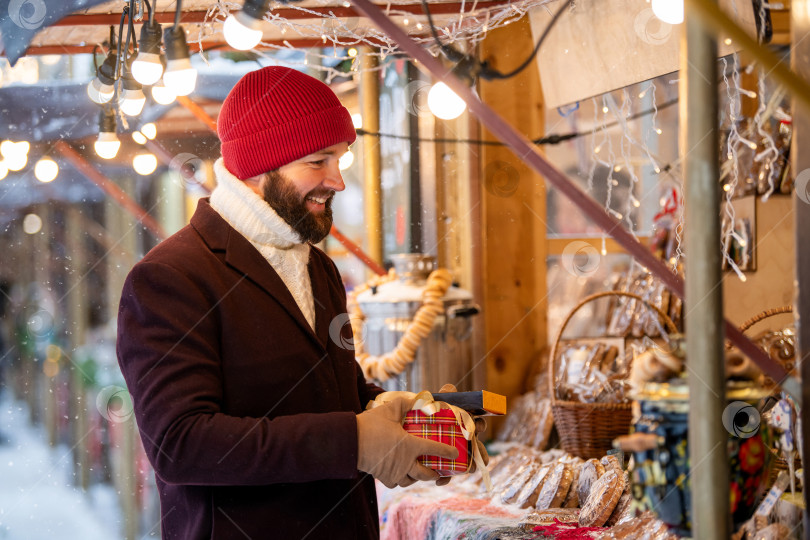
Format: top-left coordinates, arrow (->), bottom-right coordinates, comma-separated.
308,255 -> 333,349
191,199 -> 325,352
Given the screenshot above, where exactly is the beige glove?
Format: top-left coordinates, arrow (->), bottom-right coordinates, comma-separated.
434,383 -> 490,486
357,396 -> 459,488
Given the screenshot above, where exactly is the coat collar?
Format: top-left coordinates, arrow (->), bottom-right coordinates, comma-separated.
190,198 -> 329,352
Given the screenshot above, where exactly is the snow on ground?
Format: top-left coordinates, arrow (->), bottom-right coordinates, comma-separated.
0,398 -> 122,539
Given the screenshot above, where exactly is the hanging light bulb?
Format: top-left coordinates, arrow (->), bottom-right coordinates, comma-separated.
95,108 -> 121,160
0,160 -> 7,181
427,82 -> 466,120
338,150 -> 354,170
151,78 -> 176,105
223,0 -> 267,51
87,49 -> 118,104
651,0 -> 684,24
163,25 -> 197,96
119,60 -> 146,116
2,141 -> 29,171
140,122 -> 157,140
132,19 -> 164,85
133,153 -> 158,175
132,131 -> 147,145
34,157 -> 59,183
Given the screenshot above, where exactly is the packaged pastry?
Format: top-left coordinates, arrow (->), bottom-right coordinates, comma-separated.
501,461 -> 540,505
562,461 -> 582,508
515,465 -> 550,508
535,462 -> 573,510
519,508 -> 580,530
578,469 -> 624,527
577,458 -> 606,506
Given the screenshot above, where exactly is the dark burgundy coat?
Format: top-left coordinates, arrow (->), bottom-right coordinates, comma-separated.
117,199 -> 383,539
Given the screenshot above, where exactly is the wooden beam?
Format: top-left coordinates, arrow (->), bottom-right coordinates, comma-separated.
53,2 -> 509,27
11,37 -> 394,57
176,96 -> 218,133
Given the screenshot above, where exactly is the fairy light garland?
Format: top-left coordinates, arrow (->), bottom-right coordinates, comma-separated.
348,268 -> 454,382
189,0 -> 554,82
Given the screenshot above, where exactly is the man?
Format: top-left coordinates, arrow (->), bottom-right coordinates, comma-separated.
116,66 -> 458,540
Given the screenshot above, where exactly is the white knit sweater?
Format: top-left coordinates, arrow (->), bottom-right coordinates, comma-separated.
210,158 -> 316,330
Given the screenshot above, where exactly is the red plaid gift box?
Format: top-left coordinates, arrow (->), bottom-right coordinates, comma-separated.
403,408 -> 471,476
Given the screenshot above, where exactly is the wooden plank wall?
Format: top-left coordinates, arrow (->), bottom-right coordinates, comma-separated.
478,17 -> 549,408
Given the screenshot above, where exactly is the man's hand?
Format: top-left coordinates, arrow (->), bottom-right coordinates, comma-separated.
356,396 -> 459,488
434,384 -> 490,486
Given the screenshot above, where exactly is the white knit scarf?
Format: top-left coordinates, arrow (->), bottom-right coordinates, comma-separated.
210,158 -> 316,330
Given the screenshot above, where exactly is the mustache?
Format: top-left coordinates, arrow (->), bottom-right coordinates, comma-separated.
305,190 -> 336,201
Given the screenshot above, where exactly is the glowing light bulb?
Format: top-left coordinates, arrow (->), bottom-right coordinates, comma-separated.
0,161 -> 6,180
655,128 -> 663,135
5,152 -> 27,171
131,52 -> 164,85
132,131 -> 147,145
87,78 -> 115,104
351,113 -> 363,129
34,158 -> 58,183
163,58 -> 197,96
119,88 -> 146,116
163,25 -> 197,96
651,0 -> 683,24
602,106 -> 609,114
95,133 -> 121,160
151,80 -> 176,105
133,153 -> 158,175
223,14 -> 264,51
348,48 -> 358,58
140,122 -> 157,140
427,82 -> 466,120
23,213 -> 42,235
339,150 -> 354,170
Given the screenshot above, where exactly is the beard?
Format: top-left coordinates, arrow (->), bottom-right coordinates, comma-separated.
261,170 -> 334,244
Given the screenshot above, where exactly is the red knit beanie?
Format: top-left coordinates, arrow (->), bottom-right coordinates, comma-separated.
217,66 -> 357,180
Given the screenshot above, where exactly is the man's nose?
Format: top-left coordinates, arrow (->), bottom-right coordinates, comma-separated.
324,162 -> 345,192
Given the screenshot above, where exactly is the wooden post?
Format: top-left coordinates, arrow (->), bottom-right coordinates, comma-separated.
104,175 -> 141,537
790,0 -> 810,534
682,5 -> 729,538
361,49 -> 383,267
478,17 -> 549,408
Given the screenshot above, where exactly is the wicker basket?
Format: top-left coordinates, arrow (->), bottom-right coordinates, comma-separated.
548,291 -> 678,459
735,306 -> 800,484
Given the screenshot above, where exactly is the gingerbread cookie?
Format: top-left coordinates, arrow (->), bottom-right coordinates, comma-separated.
534,462 -> 573,510
577,458 -> 606,506
578,469 -> 625,527
516,465 -> 550,508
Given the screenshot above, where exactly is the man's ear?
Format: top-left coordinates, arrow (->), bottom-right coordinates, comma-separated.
243,173 -> 266,195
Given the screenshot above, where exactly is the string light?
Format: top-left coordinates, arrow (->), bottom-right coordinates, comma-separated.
23,213 -> 43,235
427,82 -> 466,120
651,0 -> 684,24
140,122 -> 157,139
151,79 -> 176,105
338,150 -> 354,170
133,153 -> 158,175
132,20 -> 164,85
95,108 -> 121,160
163,25 -> 197,96
1,141 -> 29,171
132,131 -> 147,144
34,158 -> 59,183
87,50 -> 118,104
351,113 -> 363,129
223,0 -> 266,51
119,59 -> 146,116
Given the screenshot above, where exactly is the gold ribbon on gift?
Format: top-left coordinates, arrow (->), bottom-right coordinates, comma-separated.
367,390 -> 492,491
